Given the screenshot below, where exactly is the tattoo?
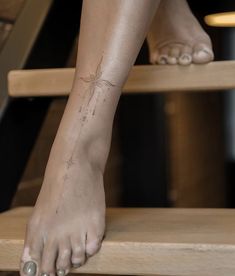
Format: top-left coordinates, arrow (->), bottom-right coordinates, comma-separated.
66,156 -> 75,169
63,174 -> 69,181
79,56 -> 115,115
60,57 -> 114,190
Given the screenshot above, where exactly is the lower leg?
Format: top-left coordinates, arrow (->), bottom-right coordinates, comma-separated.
20,1 -> 160,276
147,0 -> 214,65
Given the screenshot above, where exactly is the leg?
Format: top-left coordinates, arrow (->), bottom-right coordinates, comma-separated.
20,1 -> 160,276
147,0 -> 214,65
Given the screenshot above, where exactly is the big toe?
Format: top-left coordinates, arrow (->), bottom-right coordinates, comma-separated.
192,43 -> 214,64
20,230 -> 43,276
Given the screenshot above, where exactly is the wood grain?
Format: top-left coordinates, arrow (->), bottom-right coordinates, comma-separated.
165,93 -> 226,207
0,22 -> 12,49
8,61 -> 235,97
0,0 -> 25,22
1,207 -> 235,275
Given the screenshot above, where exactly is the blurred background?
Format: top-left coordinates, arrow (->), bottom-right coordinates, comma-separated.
0,0 -> 235,214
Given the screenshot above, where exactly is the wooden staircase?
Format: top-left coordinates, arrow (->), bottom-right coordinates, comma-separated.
1,61 -> 235,275
8,61 -> 235,96
1,207 -> 235,276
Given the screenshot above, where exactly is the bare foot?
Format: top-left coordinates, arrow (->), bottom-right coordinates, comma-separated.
19,57 -> 117,276
21,145 -> 106,276
147,0 -> 214,65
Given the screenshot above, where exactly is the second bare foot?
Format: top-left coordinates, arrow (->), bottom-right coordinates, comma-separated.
147,0 -> 214,65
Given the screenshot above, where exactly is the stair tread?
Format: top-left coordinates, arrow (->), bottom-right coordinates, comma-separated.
1,207 -> 235,275
8,61 -> 235,97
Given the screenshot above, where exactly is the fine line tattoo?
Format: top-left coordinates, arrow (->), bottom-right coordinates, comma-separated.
79,56 -> 115,115
66,156 -> 75,169
63,57 -> 115,186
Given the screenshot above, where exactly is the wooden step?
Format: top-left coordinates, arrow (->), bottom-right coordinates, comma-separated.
0,0 -> 25,22
8,61 -> 235,97
1,207 -> 235,275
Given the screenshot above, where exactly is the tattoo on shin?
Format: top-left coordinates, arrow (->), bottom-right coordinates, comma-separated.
66,156 -> 75,169
79,56 -> 115,116
61,57 -> 115,188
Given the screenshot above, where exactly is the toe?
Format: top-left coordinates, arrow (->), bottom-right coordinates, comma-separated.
85,231 -> 103,258
21,259 -> 38,276
148,46 -> 161,64
168,45 -> 181,65
192,43 -> 214,64
71,236 -> 86,268
56,239 -> 72,276
20,227 -> 43,276
169,46 -> 181,59
157,46 -> 170,65
178,45 -> 192,65
41,238 -> 58,276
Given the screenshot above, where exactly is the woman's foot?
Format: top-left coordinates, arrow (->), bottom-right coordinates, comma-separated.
147,0 -> 214,65
19,71 -> 114,276
21,149 -> 106,276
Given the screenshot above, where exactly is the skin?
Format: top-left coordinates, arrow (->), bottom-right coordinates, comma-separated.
147,0 -> 214,65
20,1 -> 160,276
20,1 -> 214,276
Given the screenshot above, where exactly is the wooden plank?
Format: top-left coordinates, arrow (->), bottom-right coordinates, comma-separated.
0,0 -> 25,22
1,207 -> 235,275
0,22 -> 12,49
8,61 -> 235,97
165,93 -> 226,207
0,0 -> 53,108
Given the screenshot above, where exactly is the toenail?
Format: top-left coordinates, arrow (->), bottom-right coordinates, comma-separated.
72,263 -> 81,268
158,55 -> 168,64
167,56 -> 177,65
197,50 -> 211,58
41,273 -> 49,276
23,261 -> 37,276
181,54 -> 190,60
196,50 -> 204,56
57,269 -> 65,276
179,54 -> 192,65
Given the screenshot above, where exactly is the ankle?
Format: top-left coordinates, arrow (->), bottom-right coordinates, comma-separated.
80,132 -> 111,173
